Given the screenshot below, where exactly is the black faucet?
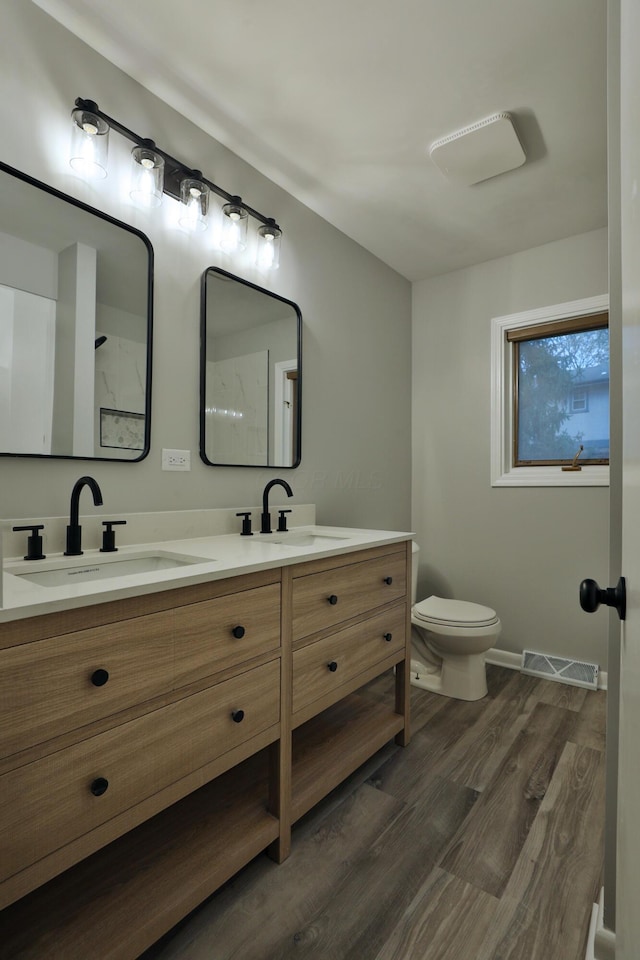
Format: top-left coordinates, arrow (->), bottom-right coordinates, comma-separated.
261,478 -> 293,534
65,476 -> 104,556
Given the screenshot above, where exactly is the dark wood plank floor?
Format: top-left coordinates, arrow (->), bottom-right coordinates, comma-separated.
141,666 -> 606,960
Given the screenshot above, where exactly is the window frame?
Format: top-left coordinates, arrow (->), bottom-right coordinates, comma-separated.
491,294 -> 609,487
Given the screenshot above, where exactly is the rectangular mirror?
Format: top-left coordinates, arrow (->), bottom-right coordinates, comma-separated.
200,267 -> 301,467
0,160 -> 153,461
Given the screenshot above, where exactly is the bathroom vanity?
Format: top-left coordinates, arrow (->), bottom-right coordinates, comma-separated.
0,527 -> 411,959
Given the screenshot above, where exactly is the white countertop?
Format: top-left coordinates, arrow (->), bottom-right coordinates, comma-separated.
0,525 -> 413,623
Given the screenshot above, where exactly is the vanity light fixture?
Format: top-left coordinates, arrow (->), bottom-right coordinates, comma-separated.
221,196 -> 248,251
68,98 -> 283,266
129,142 -> 164,208
256,218 -> 282,271
70,104 -> 109,179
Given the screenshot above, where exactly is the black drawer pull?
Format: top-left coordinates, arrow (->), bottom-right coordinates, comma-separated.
232,625 -> 246,639
328,594 -> 339,605
90,777 -> 109,797
383,633 -> 393,642
327,660 -> 338,672
383,576 -> 393,585
91,668 -> 109,687
231,709 -> 245,723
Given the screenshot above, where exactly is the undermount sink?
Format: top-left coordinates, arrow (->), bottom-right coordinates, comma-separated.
7,550 -> 211,588
252,532 -> 349,548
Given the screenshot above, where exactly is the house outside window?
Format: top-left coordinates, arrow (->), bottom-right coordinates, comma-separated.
491,295 -> 609,487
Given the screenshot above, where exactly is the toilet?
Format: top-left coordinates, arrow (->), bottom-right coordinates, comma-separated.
410,542 -> 501,701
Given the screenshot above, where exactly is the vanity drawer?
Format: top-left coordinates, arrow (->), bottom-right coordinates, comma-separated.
0,612 -> 175,759
0,657 -> 280,886
292,605 -> 405,717
173,583 -> 281,687
291,550 -> 406,641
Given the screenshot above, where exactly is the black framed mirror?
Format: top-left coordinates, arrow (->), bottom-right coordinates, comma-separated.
0,160 -> 153,461
200,267 -> 301,467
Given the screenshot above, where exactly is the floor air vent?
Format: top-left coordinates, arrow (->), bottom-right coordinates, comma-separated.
521,650 -> 599,690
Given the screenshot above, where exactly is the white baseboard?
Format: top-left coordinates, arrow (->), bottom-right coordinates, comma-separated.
485,648 -> 522,671
485,648 -> 608,691
585,889 -> 615,960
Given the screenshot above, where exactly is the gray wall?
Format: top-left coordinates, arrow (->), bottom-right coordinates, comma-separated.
412,227 -> 610,669
0,1 -> 412,531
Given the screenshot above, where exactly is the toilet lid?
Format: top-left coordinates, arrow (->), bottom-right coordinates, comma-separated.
413,595 -> 499,627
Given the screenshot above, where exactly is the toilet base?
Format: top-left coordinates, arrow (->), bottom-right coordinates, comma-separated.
410,652 -> 488,701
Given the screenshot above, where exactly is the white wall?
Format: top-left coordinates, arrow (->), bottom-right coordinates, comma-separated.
412,227 -> 610,669
0,1 -> 411,533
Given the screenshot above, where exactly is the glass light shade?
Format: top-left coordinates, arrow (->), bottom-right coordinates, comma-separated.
130,145 -> 164,208
70,107 -> 109,179
221,197 -> 248,252
256,220 -> 282,270
179,177 -> 209,232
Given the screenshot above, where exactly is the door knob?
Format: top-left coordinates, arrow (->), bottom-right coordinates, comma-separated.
579,576 -> 626,620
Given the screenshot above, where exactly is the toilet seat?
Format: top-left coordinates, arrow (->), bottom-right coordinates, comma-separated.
412,595 -> 499,629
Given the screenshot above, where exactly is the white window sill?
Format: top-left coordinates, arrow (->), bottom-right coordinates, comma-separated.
492,465 -> 609,487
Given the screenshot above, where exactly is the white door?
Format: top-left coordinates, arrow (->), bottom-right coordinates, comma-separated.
614,0 -> 640,954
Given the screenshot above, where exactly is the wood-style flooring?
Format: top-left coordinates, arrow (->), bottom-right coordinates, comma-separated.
141,666 -> 606,960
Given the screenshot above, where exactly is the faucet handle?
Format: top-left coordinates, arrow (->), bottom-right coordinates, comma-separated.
235,512 -> 253,536
100,520 -> 127,553
12,524 -> 46,561
277,509 -> 292,532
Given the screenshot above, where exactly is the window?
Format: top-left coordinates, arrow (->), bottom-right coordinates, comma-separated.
571,388 -> 589,414
510,313 -> 609,466
491,295 -> 609,487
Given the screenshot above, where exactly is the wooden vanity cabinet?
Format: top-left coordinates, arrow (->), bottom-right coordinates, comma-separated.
0,541 -> 411,960
286,543 -> 411,825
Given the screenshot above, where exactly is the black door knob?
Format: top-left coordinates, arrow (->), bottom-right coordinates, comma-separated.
383,633 -> 393,642
383,576 -> 393,585
580,576 -> 626,620
90,777 -> 109,796
328,594 -> 338,605
327,660 -> 338,672
231,709 -> 245,723
232,625 -> 246,639
91,668 -> 109,687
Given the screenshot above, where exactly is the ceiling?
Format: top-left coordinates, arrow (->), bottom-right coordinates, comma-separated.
33,0 -> 608,282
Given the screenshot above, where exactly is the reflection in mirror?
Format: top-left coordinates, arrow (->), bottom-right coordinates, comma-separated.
0,160 -> 153,461
200,267 -> 301,467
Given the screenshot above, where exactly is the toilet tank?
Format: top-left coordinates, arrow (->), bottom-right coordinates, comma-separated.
411,541 -> 419,605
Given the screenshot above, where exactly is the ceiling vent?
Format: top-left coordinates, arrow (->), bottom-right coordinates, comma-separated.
429,112 -> 526,185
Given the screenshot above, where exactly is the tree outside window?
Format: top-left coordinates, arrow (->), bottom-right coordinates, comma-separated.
510,315 -> 609,466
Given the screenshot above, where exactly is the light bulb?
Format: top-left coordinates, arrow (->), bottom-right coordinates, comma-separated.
221,198 -> 248,251
179,177 -> 209,232
130,144 -> 164,208
70,107 -> 109,179
256,220 -> 282,270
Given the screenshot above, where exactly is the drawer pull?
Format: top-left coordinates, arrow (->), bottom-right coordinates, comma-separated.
383,576 -> 393,585
91,668 -> 110,687
90,777 -> 109,797
327,660 -> 338,672
231,709 -> 245,723
383,632 -> 393,642
328,594 -> 339,605
231,625 -> 246,639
